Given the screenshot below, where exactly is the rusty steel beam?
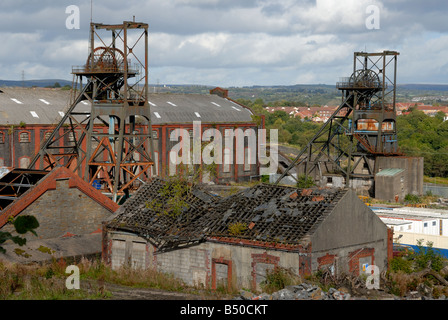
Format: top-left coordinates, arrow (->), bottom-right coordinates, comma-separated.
29,21 -> 155,203
275,51 -> 401,195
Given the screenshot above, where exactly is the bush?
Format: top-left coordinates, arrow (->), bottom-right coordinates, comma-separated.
296,174 -> 315,188
389,256 -> 413,273
404,193 -> 421,204
260,266 -> 299,293
412,240 -> 444,272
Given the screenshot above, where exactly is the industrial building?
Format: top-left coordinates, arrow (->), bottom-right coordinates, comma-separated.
276,51 -> 424,202
0,21 -> 415,290
0,86 -> 260,186
103,178 -> 392,291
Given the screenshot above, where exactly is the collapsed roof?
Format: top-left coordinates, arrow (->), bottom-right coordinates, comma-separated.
106,178 -> 349,252
106,177 -> 221,250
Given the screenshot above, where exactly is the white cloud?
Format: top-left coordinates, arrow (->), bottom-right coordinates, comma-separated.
0,0 -> 447,85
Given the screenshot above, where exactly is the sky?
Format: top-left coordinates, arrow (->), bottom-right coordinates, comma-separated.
0,0 -> 448,87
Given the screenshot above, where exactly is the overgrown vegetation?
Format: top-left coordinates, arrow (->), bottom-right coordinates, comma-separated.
385,240 -> 447,297
146,175 -> 193,218
0,257 -> 235,300
296,174 -> 315,188
385,240 -> 448,297
0,259 -> 108,299
260,266 -> 301,294
299,240 -> 448,298
146,141 -> 218,218
228,222 -> 248,236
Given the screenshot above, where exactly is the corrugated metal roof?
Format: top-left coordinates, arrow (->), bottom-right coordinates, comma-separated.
374,206 -> 448,220
0,88 -> 254,126
376,168 -> 405,177
0,88 -> 73,125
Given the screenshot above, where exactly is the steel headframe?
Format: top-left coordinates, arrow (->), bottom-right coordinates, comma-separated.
275,50 -> 400,189
29,21 -> 155,202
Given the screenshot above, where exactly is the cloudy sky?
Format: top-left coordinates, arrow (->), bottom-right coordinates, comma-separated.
0,0 -> 447,87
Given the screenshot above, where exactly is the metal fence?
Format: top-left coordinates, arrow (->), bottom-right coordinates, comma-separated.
424,183 -> 448,198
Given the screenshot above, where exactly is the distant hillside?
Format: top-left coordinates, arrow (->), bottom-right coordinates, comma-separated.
398,84 -> 448,91
1,80 -> 448,106
0,79 -> 72,88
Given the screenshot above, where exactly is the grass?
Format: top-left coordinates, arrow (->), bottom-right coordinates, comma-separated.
0,260 -> 108,300
0,257 -> 234,300
424,176 -> 448,186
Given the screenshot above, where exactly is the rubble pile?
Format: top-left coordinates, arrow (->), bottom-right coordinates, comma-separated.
237,284 -> 357,300
236,282 -> 448,300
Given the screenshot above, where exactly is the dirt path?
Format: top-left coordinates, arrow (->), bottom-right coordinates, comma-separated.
103,283 -> 206,300
82,280 -> 226,300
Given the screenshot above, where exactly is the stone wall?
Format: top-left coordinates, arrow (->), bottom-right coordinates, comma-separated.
2,178 -> 113,240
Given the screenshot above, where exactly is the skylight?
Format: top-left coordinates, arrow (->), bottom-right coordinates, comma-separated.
11,98 -> 22,104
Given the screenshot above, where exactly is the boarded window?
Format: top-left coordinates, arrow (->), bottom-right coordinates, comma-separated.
131,241 -> 146,269
215,263 -> 229,288
223,148 -> 231,173
244,147 -> 251,171
19,131 -> 30,143
111,239 -> 126,270
44,131 -> 53,142
68,131 -> 77,143
19,157 -> 30,169
153,151 -> 159,176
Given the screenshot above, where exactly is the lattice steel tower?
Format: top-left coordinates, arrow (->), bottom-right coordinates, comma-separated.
30,21 -> 155,202
276,51 -> 400,191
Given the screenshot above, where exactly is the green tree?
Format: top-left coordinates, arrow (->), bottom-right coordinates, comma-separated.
296,174 -> 315,188
0,215 -> 39,254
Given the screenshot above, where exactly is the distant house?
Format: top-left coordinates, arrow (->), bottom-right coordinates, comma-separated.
103,179 -> 392,291
416,105 -> 448,117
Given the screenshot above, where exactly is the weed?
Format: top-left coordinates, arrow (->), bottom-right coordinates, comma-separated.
260,266 -> 300,294
228,222 -> 248,236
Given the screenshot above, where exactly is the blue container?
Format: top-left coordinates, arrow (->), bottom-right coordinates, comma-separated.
92,179 -> 101,190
